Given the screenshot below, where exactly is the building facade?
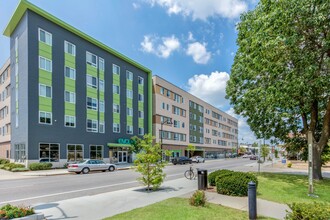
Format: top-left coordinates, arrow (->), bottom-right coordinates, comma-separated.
3,1 -> 152,167
153,76 -> 238,159
0,59 -> 11,159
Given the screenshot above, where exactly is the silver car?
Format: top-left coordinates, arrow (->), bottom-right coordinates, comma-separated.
67,159 -> 116,174
190,156 -> 205,163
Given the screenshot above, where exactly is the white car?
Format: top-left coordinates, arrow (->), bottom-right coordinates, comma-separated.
190,156 -> 205,163
67,159 -> 116,174
242,154 -> 251,158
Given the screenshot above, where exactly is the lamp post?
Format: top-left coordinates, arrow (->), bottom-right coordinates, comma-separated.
160,118 -> 173,158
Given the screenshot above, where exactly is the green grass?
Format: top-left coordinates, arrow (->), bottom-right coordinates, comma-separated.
104,198 -> 274,220
257,173 -> 330,204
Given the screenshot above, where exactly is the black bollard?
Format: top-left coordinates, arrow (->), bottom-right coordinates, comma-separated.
248,181 -> 257,220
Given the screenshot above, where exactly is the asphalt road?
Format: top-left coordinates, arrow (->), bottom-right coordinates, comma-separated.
0,159 -> 252,206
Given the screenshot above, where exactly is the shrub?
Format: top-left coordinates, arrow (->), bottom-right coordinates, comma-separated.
287,162 -> 292,168
208,169 -> 234,186
0,159 -> 9,164
189,190 -> 206,207
0,204 -> 34,219
29,162 -> 52,171
216,171 -> 258,196
1,163 -> 25,171
285,202 -> 330,220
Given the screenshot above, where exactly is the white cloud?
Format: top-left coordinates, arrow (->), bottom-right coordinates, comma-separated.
144,0 -> 248,20
140,35 -> 180,58
132,2 -> 141,9
187,32 -> 195,41
186,42 -> 211,64
187,71 -> 229,108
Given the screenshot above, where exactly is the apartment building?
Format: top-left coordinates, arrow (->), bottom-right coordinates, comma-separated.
153,76 -> 238,159
0,59 -> 11,159
3,0 -> 152,166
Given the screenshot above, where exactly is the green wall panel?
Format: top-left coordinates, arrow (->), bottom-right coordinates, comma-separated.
39,97 -> 52,112
39,42 -> 52,56
87,87 -> 98,98
64,53 -> 75,64
113,94 -> 120,104
87,109 -> 98,120
113,113 -> 120,123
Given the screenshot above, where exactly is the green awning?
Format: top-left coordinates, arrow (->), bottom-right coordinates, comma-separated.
107,143 -> 132,148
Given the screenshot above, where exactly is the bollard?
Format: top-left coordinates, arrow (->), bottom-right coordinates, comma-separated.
248,181 -> 257,220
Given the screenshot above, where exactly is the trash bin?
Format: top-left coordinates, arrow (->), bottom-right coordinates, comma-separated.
197,169 -> 208,190
282,159 -> 286,164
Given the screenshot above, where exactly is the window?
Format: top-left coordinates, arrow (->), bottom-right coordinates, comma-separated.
138,94 -> 144,102
67,144 -> 83,162
65,115 -> 76,127
87,75 -> 97,89
39,143 -> 59,162
113,123 -> 120,133
64,41 -> 75,56
90,145 -> 103,160
39,56 -> 52,72
99,101 -> 105,112
39,28 -> 52,45
65,91 -> 76,103
87,119 -> 98,132
167,90 -> 171,97
127,108 -> 133,116
182,122 -> 185,128
39,111 -> 52,124
113,104 -> 120,113
99,121 -> 105,133
138,111 -> 144,118
39,84 -> 52,98
174,120 -> 180,128
99,58 -> 104,71
138,127 -> 144,135
127,125 -> 133,134
86,52 -> 97,67
161,102 -> 165,109
113,64 -> 120,75
86,97 -> 98,110
138,76 -> 144,85
65,66 -> 76,80
113,85 -> 120,94
99,80 -> 104,92
126,71 -> 133,80
160,87 -> 164,95
127,89 -> 133,99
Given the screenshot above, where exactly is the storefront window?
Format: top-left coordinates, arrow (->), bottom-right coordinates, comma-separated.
39,143 -> 59,162
67,144 -> 83,162
90,145 -> 103,160
14,144 -> 26,162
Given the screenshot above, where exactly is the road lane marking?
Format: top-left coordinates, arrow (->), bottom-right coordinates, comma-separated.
0,180 -> 138,205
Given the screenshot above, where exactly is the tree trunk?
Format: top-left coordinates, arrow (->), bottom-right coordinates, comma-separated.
313,145 -> 323,180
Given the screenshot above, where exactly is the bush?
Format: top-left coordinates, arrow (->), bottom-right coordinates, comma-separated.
29,162 -> 52,171
0,204 -> 34,219
216,171 -> 258,196
189,190 -> 206,207
285,202 -> 330,220
1,163 -> 25,171
0,159 -> 9,164
208,169 -> 234,186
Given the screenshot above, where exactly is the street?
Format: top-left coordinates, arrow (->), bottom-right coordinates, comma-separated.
0,159 -> 252,206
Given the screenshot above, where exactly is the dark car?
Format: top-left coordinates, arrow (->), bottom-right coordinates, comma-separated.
250,155 -> 258,160
172,156 -> 192,165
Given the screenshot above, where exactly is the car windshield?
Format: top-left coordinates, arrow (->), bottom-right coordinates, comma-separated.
77,160 -> 87,164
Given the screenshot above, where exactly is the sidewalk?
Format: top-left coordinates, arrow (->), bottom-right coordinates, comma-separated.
33,177 -> 288,220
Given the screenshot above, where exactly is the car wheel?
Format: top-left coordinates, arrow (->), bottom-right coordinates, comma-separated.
82,167 -> 90,174
203,160 -> 205,163
196,160 -> 199,163
189,161 -> 192,164
75,172 -> 81,174
109,166 -> 115,172
173,163 -> 177,165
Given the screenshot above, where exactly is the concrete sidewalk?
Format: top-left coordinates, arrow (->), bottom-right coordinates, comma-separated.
33,177 -> 288,220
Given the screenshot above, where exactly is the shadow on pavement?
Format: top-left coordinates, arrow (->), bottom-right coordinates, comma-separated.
34,203 -> 78,219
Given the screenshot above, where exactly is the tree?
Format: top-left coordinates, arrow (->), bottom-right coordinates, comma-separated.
130,136 -> 143,154
226,0 -> 330,180
239,146 -> 247,155
134,134 -> 167,191
261,145 -> 270,162
186,144 -> 196,158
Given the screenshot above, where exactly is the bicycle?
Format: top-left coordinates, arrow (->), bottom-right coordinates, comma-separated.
184,166 -> 196,180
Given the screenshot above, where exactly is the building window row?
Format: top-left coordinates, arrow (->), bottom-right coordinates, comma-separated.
161,130 -> 186,141
159,86 -> 183,104
189,101 -> 203,113
172,106 -> 186,117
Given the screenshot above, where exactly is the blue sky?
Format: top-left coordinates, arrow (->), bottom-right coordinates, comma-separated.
0,0 -> 259,144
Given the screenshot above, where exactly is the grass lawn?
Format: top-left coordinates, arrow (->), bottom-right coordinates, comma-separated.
104,198 -> 274,220
257,173 -> 330,204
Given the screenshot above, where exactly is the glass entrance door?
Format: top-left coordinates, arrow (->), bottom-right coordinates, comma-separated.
118,151 -> 128,163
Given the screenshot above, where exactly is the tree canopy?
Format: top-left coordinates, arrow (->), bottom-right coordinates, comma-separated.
226,0 -> 330,179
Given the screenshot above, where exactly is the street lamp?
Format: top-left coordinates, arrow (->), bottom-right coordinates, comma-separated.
160,118 -> 173,151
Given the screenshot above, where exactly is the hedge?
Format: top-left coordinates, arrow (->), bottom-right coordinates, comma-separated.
28,162 -> 52,171
0,163 -> 25,171
0,204 -> 34,219
216,171 -> 258,196
208,169 -> 234,186
0,159 -> 10,164
285,202 -> 330,220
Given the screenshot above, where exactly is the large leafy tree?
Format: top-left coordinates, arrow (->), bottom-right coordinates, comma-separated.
226,0 -> 330,179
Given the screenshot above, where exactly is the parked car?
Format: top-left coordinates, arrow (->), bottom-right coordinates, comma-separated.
67,159 -> 116,174
229,153 -> 238,158
250,155 -> 258,160
172,156 -> 192,165
242,154 -> 251,158
190,156 -> 205,163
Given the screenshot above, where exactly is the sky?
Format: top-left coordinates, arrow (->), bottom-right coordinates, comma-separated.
0,0 -> 260,144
